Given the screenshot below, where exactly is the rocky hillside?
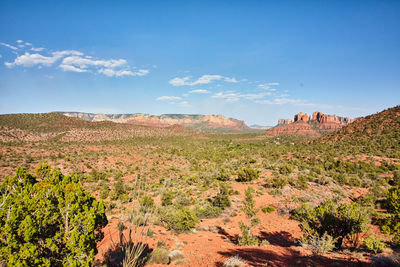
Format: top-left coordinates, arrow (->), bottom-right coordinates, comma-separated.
266,111 -> 353,137
316,105 -> 400,157
0,113 -> 192,142
60,112 -> 250,131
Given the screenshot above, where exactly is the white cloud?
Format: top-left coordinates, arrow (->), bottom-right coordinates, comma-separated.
212,91 -> 273,102
59,64 -> 87,73
188,89 -> 210,94
52,50 -> 83,58
5,52 -> 57,67
61,55 -> 126,69
156,96 -> 182,101
212,91 -> 240,102
169,77 -> 191,86
133,69 -> 149,76
255,97 -> 312,106
0,42 -> 18,50
31,47 -> 45,52
169,74 -> 238,86
98,68 -> 148,77
3,41 -> 147,78
258,82 -> 280,90
5,50 -> 82,68
192,74 -> 222,85
224,77 -> 238,83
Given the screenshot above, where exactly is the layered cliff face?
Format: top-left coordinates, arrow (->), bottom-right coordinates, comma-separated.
294,112 -> 309,122
266,111 -> 353,137
60,112 -> 250,131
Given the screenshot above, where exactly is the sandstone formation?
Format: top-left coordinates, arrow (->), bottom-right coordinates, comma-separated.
294,112 -> 309,122
312,112 -> 352,125
267,111 -> 353,137
61,112 -> 250,131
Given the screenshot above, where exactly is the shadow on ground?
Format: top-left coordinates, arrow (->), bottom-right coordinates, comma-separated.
217,247 -> 368,267
215,231 -> 368,267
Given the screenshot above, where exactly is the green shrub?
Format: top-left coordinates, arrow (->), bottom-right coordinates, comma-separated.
307,233 -> 336,255
195,205 -> 222,219
0,166 -> 108,266
348,176 -> 362,187
262,206 -> 275,214
238,221 -> 258,246
175,195 -> 192,207
382,185 -> 400,244
251,217 -> 261,226
100,185 -> 109,199
147,247 -> 170,264
279,164 -> 294,175
292,200 -> 370,249
160,206 -> 199,233
271,176 -> 288,189
161,191 -> 174,206
333,173 -> 347,185
139,195 -> 154,213
237,167 -> 260,182
363,235 -> 386,254
112,177 -> 125,200
217,168 -> 231,181
295,175 -> 308,190
212,184 -> 231,209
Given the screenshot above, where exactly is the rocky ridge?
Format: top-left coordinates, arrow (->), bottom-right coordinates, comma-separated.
60,112 -> 250,131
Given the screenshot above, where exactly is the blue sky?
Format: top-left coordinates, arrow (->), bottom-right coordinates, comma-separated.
0,0 -> 399,125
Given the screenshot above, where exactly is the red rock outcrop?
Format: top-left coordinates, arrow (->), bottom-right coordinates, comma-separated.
312,111 -> 353,125
267,111 -> 353,137
294,112 -> 309,122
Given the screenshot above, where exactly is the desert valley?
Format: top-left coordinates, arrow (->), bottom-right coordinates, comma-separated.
0,106 -> 399,266
1,1 -> 399,266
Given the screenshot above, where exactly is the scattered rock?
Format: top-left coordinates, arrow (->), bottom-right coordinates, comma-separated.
169,250 -> 185,261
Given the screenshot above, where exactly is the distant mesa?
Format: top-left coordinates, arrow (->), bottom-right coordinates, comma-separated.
249,124 -> 272,130
266,111 -> 353,137
277,119 -> 293,126
60,112 -> 250,131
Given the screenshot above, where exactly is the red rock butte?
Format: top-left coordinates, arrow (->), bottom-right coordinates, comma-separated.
266,111 -> 353,137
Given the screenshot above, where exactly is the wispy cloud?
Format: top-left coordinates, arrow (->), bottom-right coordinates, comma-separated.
98,68 -> 148,77
156,96 -> 182,101
212,91 -> 274,102
2,40 -> 149,78
224,77 -> 238,83
255,97 -> 313,106
0,42 -> 18,50
188,89 -> 210,94
169,74 -> 238,86
59,64 -> 88,73
179,101 -> 190,107
31,47 -> 45,52
258,82 -> 279,91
